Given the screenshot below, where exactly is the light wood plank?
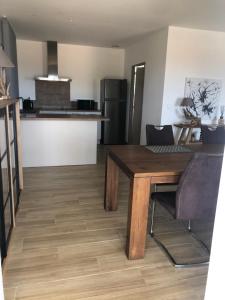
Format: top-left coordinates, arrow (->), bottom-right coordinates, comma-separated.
3,147 -> 209,299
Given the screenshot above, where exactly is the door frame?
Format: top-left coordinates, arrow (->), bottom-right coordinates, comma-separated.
0,264 -> 4,300
128,62 -> 146,144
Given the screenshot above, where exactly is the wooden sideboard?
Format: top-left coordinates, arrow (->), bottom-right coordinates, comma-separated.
174,123 -> 200,144
174,123 -> 225,144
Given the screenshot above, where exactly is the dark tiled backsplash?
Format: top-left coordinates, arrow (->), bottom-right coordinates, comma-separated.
35,80 -> 70,107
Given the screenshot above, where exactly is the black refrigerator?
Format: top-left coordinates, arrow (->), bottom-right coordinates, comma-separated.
100,79 -> 127,144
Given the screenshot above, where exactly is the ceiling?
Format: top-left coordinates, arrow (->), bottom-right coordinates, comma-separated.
1,0 -> 225,47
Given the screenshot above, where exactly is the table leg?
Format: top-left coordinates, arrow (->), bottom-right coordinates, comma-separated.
178,128 -> 187,144
104,154 -> 119,211
185,128 -> 193,144
126,177 -> 151,259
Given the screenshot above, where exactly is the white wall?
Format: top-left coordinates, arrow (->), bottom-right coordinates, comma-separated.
124,28 -> 168,144
17,40 -> 47,100
161,27 -> 225,130
17,27 -> 225,145
58,44 -> 125,102
17,40 -> 125,104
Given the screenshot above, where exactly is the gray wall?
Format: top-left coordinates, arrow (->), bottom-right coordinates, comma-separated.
0,18 -> 19,98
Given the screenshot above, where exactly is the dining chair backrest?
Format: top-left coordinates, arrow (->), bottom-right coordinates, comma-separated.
201,125 -> 225,144
146,124 -> 174,145
176,153 -> 223,220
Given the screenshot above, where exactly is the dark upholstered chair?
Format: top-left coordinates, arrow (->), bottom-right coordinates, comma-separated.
150,152 -> 223,267
146,125 -> 174,146
146,125 -> 176,192
201,125 -> 225,144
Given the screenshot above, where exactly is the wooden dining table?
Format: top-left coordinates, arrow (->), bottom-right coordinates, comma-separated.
104,144 -> 224,260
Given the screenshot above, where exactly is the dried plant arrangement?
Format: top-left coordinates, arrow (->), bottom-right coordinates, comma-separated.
0,68 -> 10,100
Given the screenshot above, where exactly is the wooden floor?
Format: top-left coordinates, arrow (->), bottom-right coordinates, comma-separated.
3,147 -> 210,300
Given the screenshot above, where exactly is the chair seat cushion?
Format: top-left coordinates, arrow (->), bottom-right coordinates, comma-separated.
152,192 -> 176,217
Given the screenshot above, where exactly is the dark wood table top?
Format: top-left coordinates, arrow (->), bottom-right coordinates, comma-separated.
107,144 -> 224,178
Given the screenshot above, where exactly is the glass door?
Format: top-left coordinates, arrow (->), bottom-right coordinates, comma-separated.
0,105 -> 18,262
0,109 -> 13,261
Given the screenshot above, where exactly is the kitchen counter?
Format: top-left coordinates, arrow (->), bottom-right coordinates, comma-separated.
20,108 -> 107,120
20,111 -> 108,167
21,113 -> 108,121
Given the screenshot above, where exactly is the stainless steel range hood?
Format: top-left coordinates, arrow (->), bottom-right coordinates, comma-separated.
36,41 -> 71,82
